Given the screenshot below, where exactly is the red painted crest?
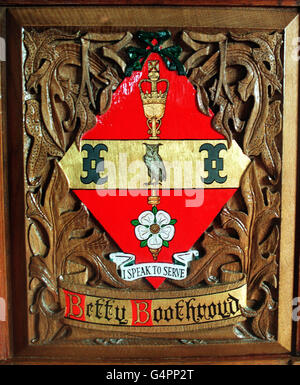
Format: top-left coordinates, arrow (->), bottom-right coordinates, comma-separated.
60,52 -> 250,288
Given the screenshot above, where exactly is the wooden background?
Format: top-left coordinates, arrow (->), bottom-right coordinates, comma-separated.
0,0 -> 300,365
0,0 -> 299,6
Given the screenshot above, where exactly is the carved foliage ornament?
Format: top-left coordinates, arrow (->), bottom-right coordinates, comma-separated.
24,28 -> 282,344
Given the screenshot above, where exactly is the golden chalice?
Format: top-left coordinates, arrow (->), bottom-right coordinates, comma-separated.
139,60 -> 169,139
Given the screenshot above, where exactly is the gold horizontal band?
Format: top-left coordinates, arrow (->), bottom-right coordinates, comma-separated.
59,139 -> 250,190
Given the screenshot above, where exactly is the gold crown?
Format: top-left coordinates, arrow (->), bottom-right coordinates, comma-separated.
139,61 -> 169,118
140,87 -> 168,105
139,60 -> 169,139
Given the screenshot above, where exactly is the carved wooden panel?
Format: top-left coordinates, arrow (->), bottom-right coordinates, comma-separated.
2,6 -> 299,362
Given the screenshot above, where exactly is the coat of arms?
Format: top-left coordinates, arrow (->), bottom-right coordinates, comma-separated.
56,31 -> 250,331
24,28 -> 283,341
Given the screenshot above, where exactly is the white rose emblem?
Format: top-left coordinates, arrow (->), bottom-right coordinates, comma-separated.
132,207 -> 176,250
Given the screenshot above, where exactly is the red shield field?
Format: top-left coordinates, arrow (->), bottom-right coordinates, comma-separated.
60,53 -> 249,288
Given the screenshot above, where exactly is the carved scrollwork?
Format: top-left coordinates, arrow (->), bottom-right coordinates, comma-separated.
24,29 -> 129,187
179,30 -> 282,341
23,28 -> 283,344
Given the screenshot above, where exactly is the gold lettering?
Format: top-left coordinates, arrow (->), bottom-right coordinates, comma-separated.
134,301 -> 150,324
66,293 -> 83,319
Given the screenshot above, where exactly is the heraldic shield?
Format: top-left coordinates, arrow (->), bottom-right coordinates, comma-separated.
55,33 -> 251,333
60,51 -> 250,289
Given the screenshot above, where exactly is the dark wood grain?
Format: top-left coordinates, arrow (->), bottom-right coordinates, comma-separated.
0,64 -> 10,362
6,10 -> 28,356
6,6 -> 297,31
0,8 -> 11,362
0,353 -> 294,365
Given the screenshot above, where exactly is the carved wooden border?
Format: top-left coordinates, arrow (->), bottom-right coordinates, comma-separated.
278,15 -> 299,351
1,1 -> 299,6
2,6 -> 299,362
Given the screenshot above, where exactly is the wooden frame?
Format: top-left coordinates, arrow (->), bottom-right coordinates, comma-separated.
1,4 -> 300,364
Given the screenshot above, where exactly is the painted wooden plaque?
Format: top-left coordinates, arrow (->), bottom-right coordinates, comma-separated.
1,5 -> 299,363
57,34 -> 252,331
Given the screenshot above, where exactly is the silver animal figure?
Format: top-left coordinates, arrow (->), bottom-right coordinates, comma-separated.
143,143 -> 167,186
